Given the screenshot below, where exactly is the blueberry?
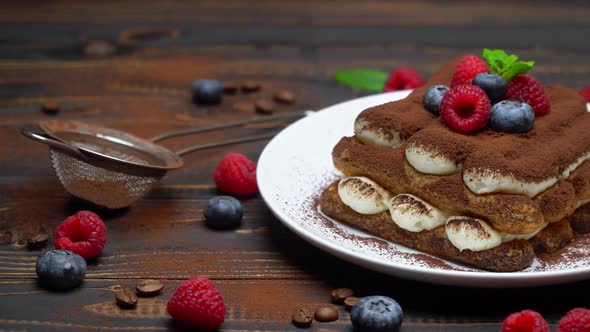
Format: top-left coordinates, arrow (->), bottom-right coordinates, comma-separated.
36,250 -> 86,290
422,85 -> 449,115
191,79 -> 223,105
489,100 -> 535,133
472,73 -> 507,104
351,296 -> 403,332
204,196 -> 243,230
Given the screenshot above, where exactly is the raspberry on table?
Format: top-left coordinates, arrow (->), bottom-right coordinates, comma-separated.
55,211 -> 107,260
167,276 -> 226,330
451,54 -> 489,87
383,67 -> 424,92
213,152 -> 258,196
558,307 -> 590,332
501,310 -> 549,332
440,84 -> 491,134
578,86 -> 590,103
506,74 -> 551,116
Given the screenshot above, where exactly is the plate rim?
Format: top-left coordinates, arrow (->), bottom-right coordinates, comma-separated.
257,90 -> 590,287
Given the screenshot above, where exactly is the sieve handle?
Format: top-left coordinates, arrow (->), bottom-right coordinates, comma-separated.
21,128 -> 86,158
149,110 -> 311,143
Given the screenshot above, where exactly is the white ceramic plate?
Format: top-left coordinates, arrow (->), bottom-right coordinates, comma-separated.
258,91 -> 590,288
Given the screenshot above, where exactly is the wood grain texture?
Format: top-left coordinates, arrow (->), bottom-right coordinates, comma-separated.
1,1 -> 589,331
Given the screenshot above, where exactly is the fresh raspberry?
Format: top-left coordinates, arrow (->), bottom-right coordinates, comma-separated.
451,54 -> 489,87
167,276 -> 226,330
55,211 -> 107,260
558,308 -> 590,332
501,310 -> 549,332
213,152 -> 258,196
440,84 -> 491,134
383,67 -> 425,92
506,74 -> 551,116
579,86 -> 590,103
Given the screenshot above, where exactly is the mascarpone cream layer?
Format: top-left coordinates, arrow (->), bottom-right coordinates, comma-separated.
445,216 -> 546,252
337,176 -> 544,252
354,120 -> 403,148
404,143 -> 462,175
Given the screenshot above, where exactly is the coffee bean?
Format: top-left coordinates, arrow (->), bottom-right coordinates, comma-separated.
115,287 -> 138,309
41,100 -> 59,115
292,308 -> 313,328
314,306 -> 339,322
223,82 -> 239,94
344,296 -> 359,310
135,279 -> 164,297
240,81 -> 261,92
84,41 -> 116,57
255,99 -> 274,114
273,89 -> 296,104
232,100 -> 256,113
331,288 -> 354,304
27,233 -> 49,249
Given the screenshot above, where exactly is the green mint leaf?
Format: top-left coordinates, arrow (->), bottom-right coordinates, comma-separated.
499,55 -> 518,74
501,60 -> 535,81
334,69 -> 388,92
482,48 -> 535,81
482,48 -> 508,74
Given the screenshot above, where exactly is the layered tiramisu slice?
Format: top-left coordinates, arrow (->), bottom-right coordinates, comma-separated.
320,50 -> 590,271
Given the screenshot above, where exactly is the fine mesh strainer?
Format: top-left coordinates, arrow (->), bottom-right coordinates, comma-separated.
22,111 -> 309,209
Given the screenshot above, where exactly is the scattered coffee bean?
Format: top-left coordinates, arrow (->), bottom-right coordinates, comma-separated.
241,81 -> 261,92
41,100 -> 59,115
314,306 -> 339,322
27,233 -> 49,249
255,99 -> 274,114
135,279 -> 164,297
223,82 -> 239,94
115,287 -> 138,309
84,40 -> 116,57
292,308 -> 313,328
232,100 -> 256,113
274,89 -> 296,104
344,296 -> 360,310
331,288 -> 354,304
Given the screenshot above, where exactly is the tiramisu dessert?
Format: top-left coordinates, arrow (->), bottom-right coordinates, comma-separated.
320,49 -> 590,271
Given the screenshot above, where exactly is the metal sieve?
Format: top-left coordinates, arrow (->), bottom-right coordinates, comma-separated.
22,111 -> 309,209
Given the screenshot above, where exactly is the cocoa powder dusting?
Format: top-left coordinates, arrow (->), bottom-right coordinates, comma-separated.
532,233 -> 590,271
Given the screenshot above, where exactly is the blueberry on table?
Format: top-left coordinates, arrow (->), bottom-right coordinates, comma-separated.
192,79 -> 223,105
489,100 -> 535,133
351,295 -> 404,332
423,85 -> 449,115
204,196 -> 243,230
36,250 -> 87,290
472,73 -> 507,104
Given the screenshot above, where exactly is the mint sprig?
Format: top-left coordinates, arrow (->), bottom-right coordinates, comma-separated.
334,69 -> 388,92
482,48 -> 534,81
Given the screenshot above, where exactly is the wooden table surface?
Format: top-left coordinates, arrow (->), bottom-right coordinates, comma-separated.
1,1 -> 589,331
